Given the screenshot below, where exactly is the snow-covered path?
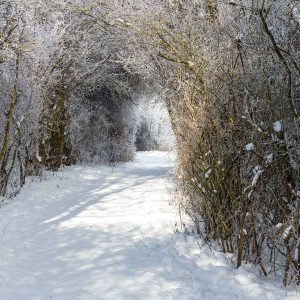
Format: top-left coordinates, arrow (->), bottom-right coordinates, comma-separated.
0,152 -> 298,300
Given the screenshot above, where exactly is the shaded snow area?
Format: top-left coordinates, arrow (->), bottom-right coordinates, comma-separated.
0,152 -> 298,300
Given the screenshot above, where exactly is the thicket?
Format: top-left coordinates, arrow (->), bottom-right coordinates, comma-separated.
143,0 -> 300,286
0,0 -> 150,196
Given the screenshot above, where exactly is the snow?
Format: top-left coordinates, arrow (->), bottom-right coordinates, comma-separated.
252,166 -> 264,187
205,169 -> 212,179
283,226 -> 293,240
266,153 -> 273,163
0,152 -> 298,299
245,143 -> 254,151
273,121 -> 282,132
36,153 -> 42,162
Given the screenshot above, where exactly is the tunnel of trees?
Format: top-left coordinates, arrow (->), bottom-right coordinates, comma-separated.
1,0 -> 300,286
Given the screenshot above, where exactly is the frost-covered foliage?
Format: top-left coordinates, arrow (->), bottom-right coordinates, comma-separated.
139,0 -> 300,286
1,0 -> 299,287
0,0 -> 45,196
136,97 -> 175,151
68,83 -> 138,164
0,0 -> 155,195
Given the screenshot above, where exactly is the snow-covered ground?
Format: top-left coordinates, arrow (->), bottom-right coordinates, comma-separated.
0,152 -> 298,300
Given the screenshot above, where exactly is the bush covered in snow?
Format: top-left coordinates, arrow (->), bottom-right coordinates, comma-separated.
0,0 -> 145,195
141,0 -> 300,286
68,80 -> 139,164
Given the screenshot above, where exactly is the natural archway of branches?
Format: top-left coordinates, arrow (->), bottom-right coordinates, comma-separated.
1,0 -> 300,286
